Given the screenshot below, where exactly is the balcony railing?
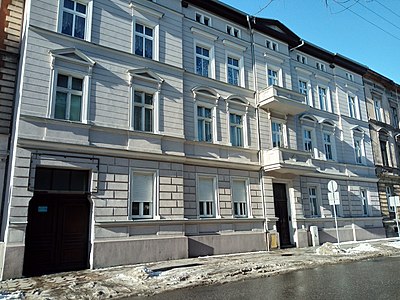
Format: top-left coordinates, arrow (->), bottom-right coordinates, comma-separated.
258,85 -> 309,115
262,147 -> 316,174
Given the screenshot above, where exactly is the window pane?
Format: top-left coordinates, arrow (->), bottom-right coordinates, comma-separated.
236,127 -> 242,146
134,106 -> 142,130
57,74 -> 69,88
64,0 -> 74,10
204,108 -> 211,118
144,93 -> 153,105
132,173 -> 153,202
145,38 -> 153,58
55,92 -> 67,119
135,23 -> 143,33
198,120 -> 204,141
132,202 -> 140,216
70,170 -> 88,191
143,202 -> 151,215
71,77 -> 83,91
196,46 -> 202,54
135,35 -> 143,56
62,12 -> 73,36
202,48 -> 209,57
76,2 -> 86,13
205,121 -> 212,142
74,15 -> 86,39
202,59 -> 209,77
134,91 -> 142,103
52,169 -> 70,191
145,108 -> 152,132
70,95 -> 82,121
196,57 -> 202,75
34,168 -> 53,190
145,27 -> 153,37
197,107 -> 204,117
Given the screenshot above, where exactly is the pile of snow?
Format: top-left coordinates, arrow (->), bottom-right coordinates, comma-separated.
345,243 -> 378,254
316,242 -> 346,255
384,241 -> 400,249
0,291 -> 24,300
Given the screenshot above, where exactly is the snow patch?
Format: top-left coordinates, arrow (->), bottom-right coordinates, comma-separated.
316,243 -> 346,255
345,243 -> 378,254
0,291 -> 24,299
384,241 -> 400,249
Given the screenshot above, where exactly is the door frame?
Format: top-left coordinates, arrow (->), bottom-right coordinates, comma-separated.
272,180 -> 294,245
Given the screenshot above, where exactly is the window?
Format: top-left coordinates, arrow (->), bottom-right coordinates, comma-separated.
308,186 -> 320,217
197,106 -> 212,142
232,179 -> 248,217
346,72 -> 354,82
380,140 -> 389,166
226,25 -> 240,38
386,186 -> 395,213
198,177 -> 216,217
296,54 -> 307,64
131,171 -> 156,218
230,113 -> 243,147
267,68 -> 279,86
391,106 -> 399,128
195,45 -> 210,77
54,73 -> 83,121
354,137 -> 363,164
59,0 -> 89,40
360,189 -> 369,216
323,132 -> 333,160
266,40 -> 278,51
299,80 -> 309,105
374,98 -> 382,122
348,95 -> 356,118
316,62 -> 326,72
318,87 -> 328,111
195,12 -> 210,26
227,56 -> 240,86
133,91 -> 153,132
272,121 -> 283,148
304,129 -> 313,152
134,23 -> 154,59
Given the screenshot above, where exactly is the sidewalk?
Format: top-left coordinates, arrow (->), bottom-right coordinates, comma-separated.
1,239 -> 400,299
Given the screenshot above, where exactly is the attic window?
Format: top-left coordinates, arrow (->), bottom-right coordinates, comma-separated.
266,40 -> 278,51
296,54 -> 307,64
195,12 -> 211,26
316,62 -> 326,72
227,25 -> 240,38
346,72 -> 354,82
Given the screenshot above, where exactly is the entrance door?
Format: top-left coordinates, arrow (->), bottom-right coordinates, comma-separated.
273,183 -> 291,247
23,194 -> 90,276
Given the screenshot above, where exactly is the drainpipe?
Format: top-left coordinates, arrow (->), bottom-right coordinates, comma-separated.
246,15 -> 268,233
289,39 -> 305,52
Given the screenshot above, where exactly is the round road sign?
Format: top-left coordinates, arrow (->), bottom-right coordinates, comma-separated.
327,180 -> 338,192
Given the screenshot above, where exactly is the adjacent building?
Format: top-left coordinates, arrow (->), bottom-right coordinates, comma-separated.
364,70 -> 400,236
0,0 -> 390,279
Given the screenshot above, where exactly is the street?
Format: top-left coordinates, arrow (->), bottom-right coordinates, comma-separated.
130,256 -> 400,300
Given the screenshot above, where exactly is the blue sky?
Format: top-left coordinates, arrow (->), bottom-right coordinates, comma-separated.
224,0 -> 400,84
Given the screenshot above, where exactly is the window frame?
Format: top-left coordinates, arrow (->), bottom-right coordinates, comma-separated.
386,186 -> 395,213
391,105 -> 399,128
131,17 -> 160,61
374,98 -> 383,122
271,118 -> 287,148
231,177 -> 251,218
130,168 -> 159,219
347,94 -> 359,119
317,85 -> 332,112
195,12 -> 211,26
226,24 -> 241,38
323,131 -> 335,161
303,126 -> 317,158
266,65 -> 282,87
226,51 -> 244,87
266,39 -> 278,51
194,40 -> 215,79
316,62 -> 326,72
353,136 -> 364,164
308,185 -> 321,217
360,188 -> 369,216
197,175 -> 219,218
57,0 -> 93,41
196,105 -> 214,143
298,78 -> 312,106
132,90 -> 154,132
296,54 -> 307,64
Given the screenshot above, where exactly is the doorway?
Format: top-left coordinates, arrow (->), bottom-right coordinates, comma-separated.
273,183 -> 291,247
23,167 -> 91,276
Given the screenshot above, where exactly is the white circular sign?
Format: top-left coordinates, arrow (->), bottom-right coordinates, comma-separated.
327,180 -> 338,192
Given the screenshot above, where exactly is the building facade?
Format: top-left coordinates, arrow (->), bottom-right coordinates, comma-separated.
0,0 -> 387,279
364,70 -> 400,236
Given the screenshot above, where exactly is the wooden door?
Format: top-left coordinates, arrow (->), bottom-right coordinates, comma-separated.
273,183 -> 291,247
23,194 -> 90,276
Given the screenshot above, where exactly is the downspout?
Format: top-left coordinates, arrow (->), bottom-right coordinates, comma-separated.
246,15 -> 268,233
289,39 -> 304,52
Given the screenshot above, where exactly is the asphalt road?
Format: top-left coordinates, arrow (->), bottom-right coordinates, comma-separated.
130,255 -> 400,300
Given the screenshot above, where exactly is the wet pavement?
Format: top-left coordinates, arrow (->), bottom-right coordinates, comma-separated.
0,239 -> 400,299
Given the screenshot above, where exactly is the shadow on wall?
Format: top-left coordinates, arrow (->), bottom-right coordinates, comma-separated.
188,238 -> 214,257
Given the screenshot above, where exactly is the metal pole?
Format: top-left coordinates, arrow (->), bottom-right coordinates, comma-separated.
333,204 -> 340,247
396,207 -> 400,238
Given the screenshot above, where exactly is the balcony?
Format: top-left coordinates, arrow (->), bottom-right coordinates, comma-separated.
258,85 -> 309,115
262,147 -> 316,174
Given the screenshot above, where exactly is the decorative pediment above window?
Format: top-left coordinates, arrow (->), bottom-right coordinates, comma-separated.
378,128 -> 390,141
300,114 -> 317,126
352,126 -> 365,137
320,119 -> 336,131
190,27 -> 218,41
222,39 -> 247,52
225,95 -> 250,110
192,86 -> 220,102
127,68 -> 164,90
129,1 -> 164,19
49,48 -> 96,70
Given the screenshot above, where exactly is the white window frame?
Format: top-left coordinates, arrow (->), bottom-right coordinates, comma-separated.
296,54 -> 307,64
197,175 -> 220,218
57,0 -> 93,42
226,51 -> 244,87
346,72 -> 354,82
195,12 -> 211,26
360,188 -> 369,216
226,24 -> 241,38
323,131 -> 335,161
229,112 -> 244,147
298,78 -> 312,106
131,16 -> 160,61
132,90 -> 154,132
271,118 -> 287,148
386,186 -> 395,213
348,94 -> 357,118
374,98 -> 383,122
196,105 -> 214,143
194,40 -> 215,79
353,135 -> 365,165
308,185 -> 321,217
130,169 -> 159,219
391,105 -> 399,128
266,39 -> 278,51
267,65 -> 282,87
303,126 -> 317,158
317,85 -> 332,112
231,177 -> 251,218
316,62 -> 326,72
226,54 -> 241,86
226,98 -> 249,148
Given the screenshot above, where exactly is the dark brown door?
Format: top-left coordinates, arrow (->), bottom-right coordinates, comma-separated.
273,183 -> 291,247
23,194 -> 90,276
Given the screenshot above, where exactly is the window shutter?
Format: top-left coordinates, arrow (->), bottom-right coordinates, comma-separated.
199,178 -> 214,201
133,173 -> 153,202
232,180 -> 246,202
